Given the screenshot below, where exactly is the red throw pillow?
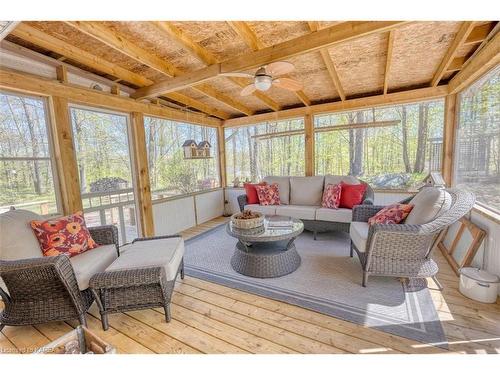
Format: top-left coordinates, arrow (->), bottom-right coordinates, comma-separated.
244,182 -> 267,204
322,183 -> 342,209
255,183 -> 281,206
368,204 -> 414,225
30,211 -> 99,258
339,182 -> 367,209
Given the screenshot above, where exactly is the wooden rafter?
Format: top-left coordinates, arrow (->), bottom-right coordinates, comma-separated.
10,23 -> 230,119
132,21 -> 406,101
153,21 -> 280,112
307,21 -> 346,101
448,30 -> 500,94
0,21 -> 19,41
431,22 -> 476,87
228,21 -> 312,107
383,31 -> 395,95
64,21 -> 253,116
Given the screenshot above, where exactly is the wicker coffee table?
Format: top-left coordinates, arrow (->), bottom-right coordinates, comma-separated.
226,215 -> 303,278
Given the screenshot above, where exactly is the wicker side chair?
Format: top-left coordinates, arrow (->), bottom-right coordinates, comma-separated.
0,218 -> 119,332
350,189 -> 475,287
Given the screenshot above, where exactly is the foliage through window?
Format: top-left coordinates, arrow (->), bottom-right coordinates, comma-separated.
225,118 -> 305,185
0,92 -> 59,214
144,116 -> 220,199
315,100 -> 445,190
455,65 -> 500,214
70,107 -> 137,244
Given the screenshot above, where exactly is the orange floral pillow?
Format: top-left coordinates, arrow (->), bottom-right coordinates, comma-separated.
368,204 -> 414,226
30,211 -> 99,258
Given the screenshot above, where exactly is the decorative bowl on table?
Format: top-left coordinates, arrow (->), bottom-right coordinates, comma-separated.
231,210 -> 264,229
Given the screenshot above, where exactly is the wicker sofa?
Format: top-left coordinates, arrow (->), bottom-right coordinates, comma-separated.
350,187 -> 475,287
238,175 -> 374,237
0,209 -> 119,331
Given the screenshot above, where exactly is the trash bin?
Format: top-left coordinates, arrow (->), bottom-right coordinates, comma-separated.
459,267 -> 500,304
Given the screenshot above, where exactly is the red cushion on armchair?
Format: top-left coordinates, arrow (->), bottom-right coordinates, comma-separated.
244,182 -> 267,204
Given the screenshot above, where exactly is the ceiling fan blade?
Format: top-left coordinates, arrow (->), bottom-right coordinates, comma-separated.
219,72 -> 254,78
273,77 -> 303,92
240,84 -> 257,96
266,61 -> 295,76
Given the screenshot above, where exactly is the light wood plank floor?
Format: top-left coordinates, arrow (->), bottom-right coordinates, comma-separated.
1,216 -> 499,354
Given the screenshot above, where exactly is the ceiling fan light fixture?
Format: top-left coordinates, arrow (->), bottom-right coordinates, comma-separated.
254,75 -> 272,91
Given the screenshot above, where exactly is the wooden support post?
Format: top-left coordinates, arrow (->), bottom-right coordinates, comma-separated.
48,96 -> 83,214
56,65 -> 68,83
129,112 -> 155,237
304,114 -> 315,176
217,126 -> 227,188
442,94 -> 457,187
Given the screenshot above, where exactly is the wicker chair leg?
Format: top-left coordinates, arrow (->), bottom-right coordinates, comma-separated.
0,324 -> 5,332
350,245 -> 354,258
100,312 -> 109,331
313,231 -> 317,241
180,265 -> 185,280
78,313 -> 87,327
164,304 -> 172,323
362,272 -> 369,287
432,276 -> 444,291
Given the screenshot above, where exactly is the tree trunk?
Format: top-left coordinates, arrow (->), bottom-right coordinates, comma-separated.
400,106 -> 412,173
414,103 -> 429,173
350,111 -> 364,176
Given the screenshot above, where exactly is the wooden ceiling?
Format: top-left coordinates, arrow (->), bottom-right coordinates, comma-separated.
3,21 -> 498,120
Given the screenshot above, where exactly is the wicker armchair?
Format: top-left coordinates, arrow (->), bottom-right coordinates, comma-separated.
350,189 -> 475,287
0,225 -> 119,332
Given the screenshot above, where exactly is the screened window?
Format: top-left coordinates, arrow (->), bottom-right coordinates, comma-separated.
455,65 -> 500,214
315,99 -> 445,190
70,107 -> 137,244
0,92 -> 59,214
144,116 -> 220,199
225,118 -> 305,185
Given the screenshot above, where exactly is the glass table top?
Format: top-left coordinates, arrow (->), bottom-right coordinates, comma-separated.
226,215 -> 304,242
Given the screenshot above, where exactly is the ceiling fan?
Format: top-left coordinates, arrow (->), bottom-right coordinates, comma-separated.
220,61 -> 302,96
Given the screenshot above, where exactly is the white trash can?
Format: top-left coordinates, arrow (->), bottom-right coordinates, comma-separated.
458,267 -> 500,304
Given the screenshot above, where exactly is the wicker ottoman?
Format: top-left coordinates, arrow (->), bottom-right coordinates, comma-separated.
89,235 -> 184,331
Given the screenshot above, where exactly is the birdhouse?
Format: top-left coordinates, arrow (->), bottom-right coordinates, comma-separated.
182,140 -> 198,159
420,172 -> 446,189
197,141 -> 211,158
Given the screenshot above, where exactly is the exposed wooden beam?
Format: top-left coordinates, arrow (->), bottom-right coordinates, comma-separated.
464,23 -> 495,45
227,21 -> 311,107
110,84 -> 120,95
65,21 -> 253,116
307,21 -> 346,100
223,85 -> 448,127
304,113 -> 314,176
383,31 -> 395,95
431,22 -> 476,87
442,94 -> 457,186
153,21 -> 280,112
446,56 -> 468,72
48,96 -> 83,214
0,67 -> 222,127
134,21 -> 407,100
129,112 -> 155,237
449,30 -> 500,94
11,23 -> 229,119
227,21 -> 265,51
216,126 -> 227,188
0,21 -> 19,41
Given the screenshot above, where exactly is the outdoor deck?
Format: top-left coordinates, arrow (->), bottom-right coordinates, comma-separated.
1,216 -> 499,354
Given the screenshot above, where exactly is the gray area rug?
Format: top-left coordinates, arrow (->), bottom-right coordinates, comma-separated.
184,224 -> 447,347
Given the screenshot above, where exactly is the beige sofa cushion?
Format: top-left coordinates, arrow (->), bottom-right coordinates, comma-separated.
108,237 -> 184,282
263,176 -> 290,205
350,222 -> 369,253
290,176 -> 325,205
245,204 -> 277,215
0,209 -> 43,261
70,244 -> 118,290
275,205 -> 319,220
405,187 -> 452,225
315,208 -> 353,223
324,175 -> 359,187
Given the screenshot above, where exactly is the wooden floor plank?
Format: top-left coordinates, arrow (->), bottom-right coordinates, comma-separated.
0,332 -> 19,354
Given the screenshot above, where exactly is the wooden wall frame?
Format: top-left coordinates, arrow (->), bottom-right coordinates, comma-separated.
438,217 -> 487,275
